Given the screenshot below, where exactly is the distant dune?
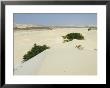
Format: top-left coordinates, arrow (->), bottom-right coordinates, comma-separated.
14,24 -> 97,30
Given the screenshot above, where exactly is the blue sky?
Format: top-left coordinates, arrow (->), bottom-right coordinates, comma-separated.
14,13 -> 97,26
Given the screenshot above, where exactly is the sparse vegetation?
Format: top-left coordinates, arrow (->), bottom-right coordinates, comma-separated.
88,27 -> 97,31
22,44 -> 50,62
88,27 -> 91,31
75,45 -> 84,50
62,33 -> 84,43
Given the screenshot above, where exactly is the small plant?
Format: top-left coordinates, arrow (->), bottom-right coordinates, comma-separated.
22,43 -> 50,62
62,33 -> 84,43
88,27 -> 91,31
63,39 -> 69,43
75,45 -> 84,50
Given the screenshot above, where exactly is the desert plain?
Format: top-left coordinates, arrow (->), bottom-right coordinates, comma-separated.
14,28 -> 97,75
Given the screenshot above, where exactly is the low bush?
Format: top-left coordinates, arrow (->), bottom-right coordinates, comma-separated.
22,44 -> 50,62
88,27 -> 91,31
62,33 -> 84,42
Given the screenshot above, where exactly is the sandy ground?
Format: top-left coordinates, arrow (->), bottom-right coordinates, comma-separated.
14,28 -> 97,75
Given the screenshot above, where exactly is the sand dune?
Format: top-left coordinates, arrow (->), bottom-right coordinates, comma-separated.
14,28 -> 97,75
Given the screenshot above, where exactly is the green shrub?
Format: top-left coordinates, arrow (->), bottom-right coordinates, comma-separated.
88,27 -> 91,31
22,43 -> 50,62
62,33 -> 84,42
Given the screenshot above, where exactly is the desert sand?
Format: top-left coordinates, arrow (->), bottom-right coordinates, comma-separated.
14,28 -> 97,75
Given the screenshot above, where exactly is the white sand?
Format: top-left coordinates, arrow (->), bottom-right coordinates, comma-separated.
14,28 -> 97,75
